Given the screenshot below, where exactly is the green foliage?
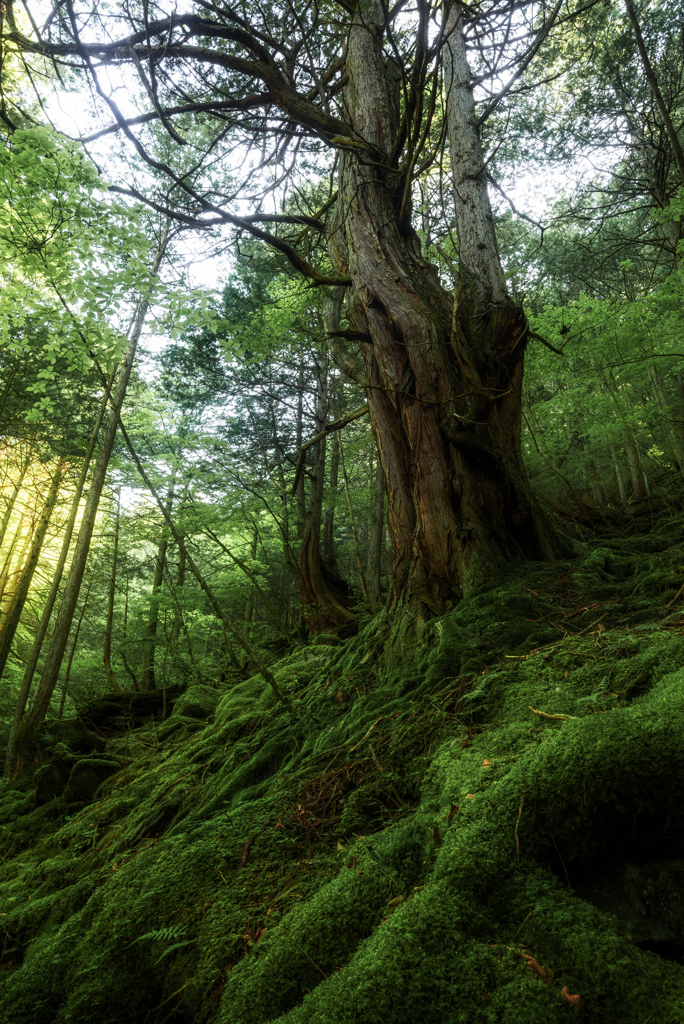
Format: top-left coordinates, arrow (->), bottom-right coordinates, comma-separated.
523,271 -> 684,501
0,126 -> 220,428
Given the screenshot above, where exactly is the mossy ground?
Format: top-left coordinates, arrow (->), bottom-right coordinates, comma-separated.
2,509 -> 684,1023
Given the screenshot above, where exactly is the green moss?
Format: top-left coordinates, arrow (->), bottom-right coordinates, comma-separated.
2,511 -> 684,1023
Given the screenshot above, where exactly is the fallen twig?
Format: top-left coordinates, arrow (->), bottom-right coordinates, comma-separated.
529,707 -> 575,721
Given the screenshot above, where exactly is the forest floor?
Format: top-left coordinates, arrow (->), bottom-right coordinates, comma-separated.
2,504 -> 684,1023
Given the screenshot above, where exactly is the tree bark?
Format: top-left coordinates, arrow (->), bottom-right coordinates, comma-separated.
0,453 -> 29,551
624,0 -> 684,188
337,416 -> 371,607
103,490 -> 123,693
170,547 -> 186,648
140,469 -> 177,690
322,430 -> 341,573
298,347 -> 355,632
243,523 -> 258,638
611,445 -> 628,505
57,575 -> 93,721
327,0 -> 556,633
366,452 -> 386,611
295,356 -> 307,542
625,439 -> 647,499
0,459 -> 63,681
0,517 -> 33,614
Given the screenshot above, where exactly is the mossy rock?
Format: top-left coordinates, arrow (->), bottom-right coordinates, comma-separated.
63,758 -> 121,804
40,718 -> 107,756
311,633 -> 343,647
172,683 -> 221,720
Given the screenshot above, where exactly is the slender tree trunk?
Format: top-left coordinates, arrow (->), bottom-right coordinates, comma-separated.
268,400 -> 296,571
649,365 -> 684,481
15,233 -> 169,764
113,420 -> 292,712
0,459 -> 63,680
337,417 -> 371,607
322,431 -> 341,572
13,385 -> 110,717
624,0 -> 684,188
243,524 -> 258,638
611,445 -> 628,505
57,575 -> 94,721
251,517 -> 293,639
625,440 -> 647,499
0,518 -> 33,614
164,548 -> 206,684
140,469 -> 177,690
328,0 -> 555,637
299,349 -> 355,632
120,575 -> 140,691
367,453 -> 386,611
588,462 -> 608,506
0,455 -> 29,551
295,357 -> 307,542
170,547 -> 186,648
614,84 -> 683,257
103,491 -> 123,693
626,440 -> 647,499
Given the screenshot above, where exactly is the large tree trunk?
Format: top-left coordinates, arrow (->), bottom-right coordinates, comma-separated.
328,0 -> 555,630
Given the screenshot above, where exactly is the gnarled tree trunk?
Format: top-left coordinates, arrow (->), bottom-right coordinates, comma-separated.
328,0 -> 556,634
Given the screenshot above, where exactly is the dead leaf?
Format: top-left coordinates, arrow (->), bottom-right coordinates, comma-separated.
526,957 -> 550,979
561,987 -> 583,1013
482,759 -> 491,766
237,835 -> 254,869
447,804 -> 458,822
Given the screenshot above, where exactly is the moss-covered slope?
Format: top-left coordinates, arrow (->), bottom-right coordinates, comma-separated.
2,512 -> 684,1024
